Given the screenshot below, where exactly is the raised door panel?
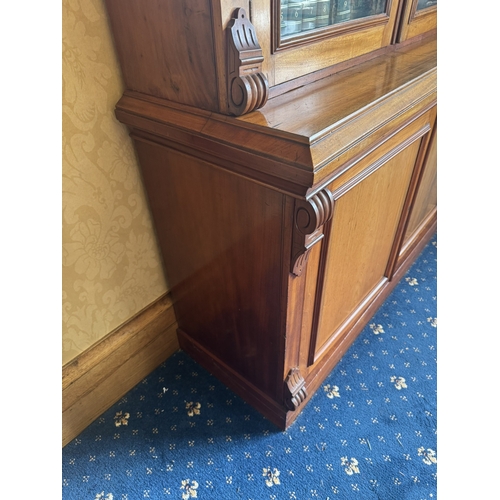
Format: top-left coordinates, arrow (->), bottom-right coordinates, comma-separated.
308,129 -> 425,365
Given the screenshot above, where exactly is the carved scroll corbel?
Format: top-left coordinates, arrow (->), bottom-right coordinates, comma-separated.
291,189 -> 335,277
226,8 -> 269,116
284,368 -> 307,411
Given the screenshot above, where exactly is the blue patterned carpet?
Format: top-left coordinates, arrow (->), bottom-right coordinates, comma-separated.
62,237 -> 437,500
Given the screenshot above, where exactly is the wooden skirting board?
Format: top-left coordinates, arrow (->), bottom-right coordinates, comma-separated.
62,293 -> 179,447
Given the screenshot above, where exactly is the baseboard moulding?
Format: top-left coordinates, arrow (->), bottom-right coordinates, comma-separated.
62,292 -> 179,447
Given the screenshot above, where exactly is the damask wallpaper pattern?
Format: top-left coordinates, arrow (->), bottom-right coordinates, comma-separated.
62,0 -> 168,365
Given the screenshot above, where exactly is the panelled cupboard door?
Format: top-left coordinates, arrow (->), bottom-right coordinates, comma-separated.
305,117 -> 432,366
401,125 -> 437,252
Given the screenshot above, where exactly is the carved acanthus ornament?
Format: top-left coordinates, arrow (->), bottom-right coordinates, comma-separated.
227,8 -> 269,116
284,368 -> 307,411
291,189 -> 335,276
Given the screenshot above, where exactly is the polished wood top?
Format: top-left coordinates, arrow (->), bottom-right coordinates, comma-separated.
238,38 -> 437,143
116,36 -> 436,193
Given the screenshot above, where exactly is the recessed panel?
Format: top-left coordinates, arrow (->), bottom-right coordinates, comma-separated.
404,128 -> 437,243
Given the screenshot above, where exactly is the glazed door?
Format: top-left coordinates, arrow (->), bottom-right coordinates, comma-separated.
254,0 -> 403,88
397,0 -> 437,42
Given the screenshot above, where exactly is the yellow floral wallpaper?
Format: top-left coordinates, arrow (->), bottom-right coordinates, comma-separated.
62,0 -> 168,365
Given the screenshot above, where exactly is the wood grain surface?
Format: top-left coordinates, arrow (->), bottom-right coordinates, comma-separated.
103,1 -> 438,428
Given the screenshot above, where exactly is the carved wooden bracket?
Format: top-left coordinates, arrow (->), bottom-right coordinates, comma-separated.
284,368 -> 307,411
226,8 -> 269,116
291,189 -> 335,276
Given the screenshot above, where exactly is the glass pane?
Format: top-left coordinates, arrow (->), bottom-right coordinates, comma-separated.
416,0 -> 437,11
280,0 -> 387,41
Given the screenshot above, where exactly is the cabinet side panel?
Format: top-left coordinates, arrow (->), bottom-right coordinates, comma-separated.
104,0 -> 219,111
133,139 -> 287,400
314,139 -> 421,357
